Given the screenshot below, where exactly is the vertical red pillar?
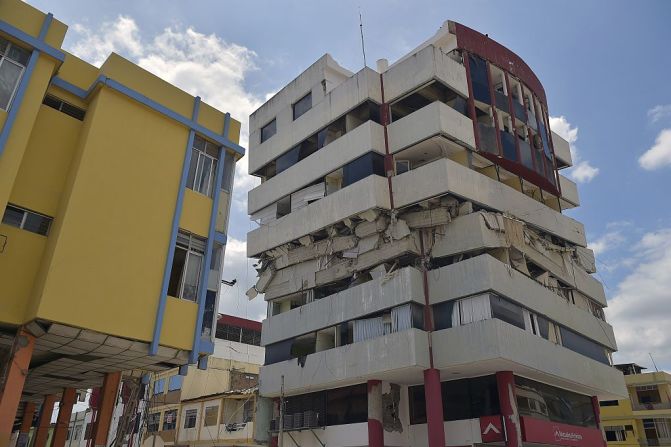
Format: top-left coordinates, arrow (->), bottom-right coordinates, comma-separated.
496,371 -> 522,447
424,368 -> 445,447
16,402 -> 36,447
50,388 -> 77,447
591,396 -> 607,447
90,373 -> 121,447
0,329 -> 35,447
367,380 -> 384,447
32,395 -> 57,447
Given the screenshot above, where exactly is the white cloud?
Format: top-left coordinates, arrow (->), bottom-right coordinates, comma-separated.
589,230 -> 625,257
639,129 -> 671,171
549,116 -> 599,183
607,228 -> 671,371
648,104 -> 671,124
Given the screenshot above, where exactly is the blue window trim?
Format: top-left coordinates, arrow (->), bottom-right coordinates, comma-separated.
189,114 -> 231,364
0,16 -> 65,62
149,97 -> 200,356
0,14 -> 54,159
49,75 -> 244,156
168,375 -> 183,391
153,378 -> 165,395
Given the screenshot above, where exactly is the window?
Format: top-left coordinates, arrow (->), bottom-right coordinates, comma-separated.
605,426 -> 626,442
260,118 -> 276,143
162,410 -> 177,430
293,92 -> 312,120
342,152 -> 385,187
204,405 -> 219,426
490,295 -> 525,330
409,375 -> 500,425
168,375 -> 183,392
42,94 -> 85,120
243,399 -> 254,422
73,425 -> 82,440
187,135 -> 220,197
184,409 -> 197,429
515,376 -> 596,427
147,413 -> 160,432
168,231 -> 206,301
600,400 -> 619,407
153,378 -> 165,395
2,204 -> 52,236
559,327 -> 610,365
221,151 -> 236,193
0,38 -> 30,111
325,384 -> 367,426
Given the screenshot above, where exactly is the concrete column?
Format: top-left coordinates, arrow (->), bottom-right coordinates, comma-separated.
31,395 -> 56,447
423,368 -> 445,447
90,373 -> 121,447
16,402 -> 36,447
367,380 -> 383,447
0,329 -> 35,447
591,396 -> 607,447
50,389 -> 76,447
496,371 -> 522,447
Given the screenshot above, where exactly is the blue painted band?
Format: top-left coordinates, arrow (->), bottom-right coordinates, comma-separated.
198,339 -> 214,355
0,20 -> 64,62
0,49 -> 40,159
149,97 -> 201,356
189,142 -> 227,364
50,75 -> 245,156
214,232 -> 227,245
0,14 -> 54,159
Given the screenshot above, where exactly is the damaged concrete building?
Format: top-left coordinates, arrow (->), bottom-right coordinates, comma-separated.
246,20 -> 626,447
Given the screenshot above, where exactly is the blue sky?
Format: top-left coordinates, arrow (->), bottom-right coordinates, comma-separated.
28,0 -> 671,370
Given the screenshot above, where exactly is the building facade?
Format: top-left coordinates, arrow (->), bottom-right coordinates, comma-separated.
601,364 -> 671,447
141,315 -> 264,447
247,20 -> 626,447
0,1 -> 243,446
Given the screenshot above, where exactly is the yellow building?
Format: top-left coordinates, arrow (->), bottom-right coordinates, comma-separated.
0,2 -> 243,446
601,363 -> 671,447
142,315 -> 264,447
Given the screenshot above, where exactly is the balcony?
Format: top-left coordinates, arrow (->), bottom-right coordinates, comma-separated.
248,121 -> 385,214
259,328 -> 430,396
383,45 -> 469,101
427,254 -> 615,349
388,101 -> 475,154
552,131 -> 573,168
431,319 -> 627,398
262,266 -> 424,346
559,174 -> 580,209
247,174 -> 391,256
249,67 -> 382,173
633,402 -> 671,412
391,157 -> 587,246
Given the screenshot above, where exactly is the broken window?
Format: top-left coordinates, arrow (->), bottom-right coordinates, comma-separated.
293,92 -> 312,120
260,118 -> 276,143
468,54 -> 490,104
147,413 -> 160,432
168,231 -> 206,301
187,135 -> 219,197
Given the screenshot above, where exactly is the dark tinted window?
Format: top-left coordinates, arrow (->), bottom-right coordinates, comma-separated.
600,400 -> 619,407
433,300 -> 454,330
326,384 -> 367,426
276,145 -> 300,174
342,152 -> 385,187
559,327 -> 609,365
264,338 -> 293,365
409,375 -> 500,424
536,315 -> 550,339
515,376 -> 596,427
293,92 -> 312,120
1,204 -> 23,227
260,118 -> 276,143
468,54 -> 490,104
490,295 -> 525,330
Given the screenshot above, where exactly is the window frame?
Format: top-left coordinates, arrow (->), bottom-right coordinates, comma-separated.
0,46 -> 27,111
187,136 -> 220,198
162,409 -> 177,431
169,231 -> 206,301
183,408 -> 198,429
2,204 -> 52,236
292,92 -> 312,120
260,118 -> 277,143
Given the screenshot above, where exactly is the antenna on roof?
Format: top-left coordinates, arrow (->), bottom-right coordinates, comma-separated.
650,353 -> 660,372
359,8 -> 367,67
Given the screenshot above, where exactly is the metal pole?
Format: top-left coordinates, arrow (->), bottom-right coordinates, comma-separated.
278,375 -> 284,447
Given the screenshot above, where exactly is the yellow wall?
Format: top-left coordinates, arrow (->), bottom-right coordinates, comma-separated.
181,189 -> 212,238
31,88 -> 189,344
0,0 -> 66,47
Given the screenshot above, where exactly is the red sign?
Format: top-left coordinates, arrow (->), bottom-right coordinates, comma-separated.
521,416 -> 605,447
480,415 -> 505,443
